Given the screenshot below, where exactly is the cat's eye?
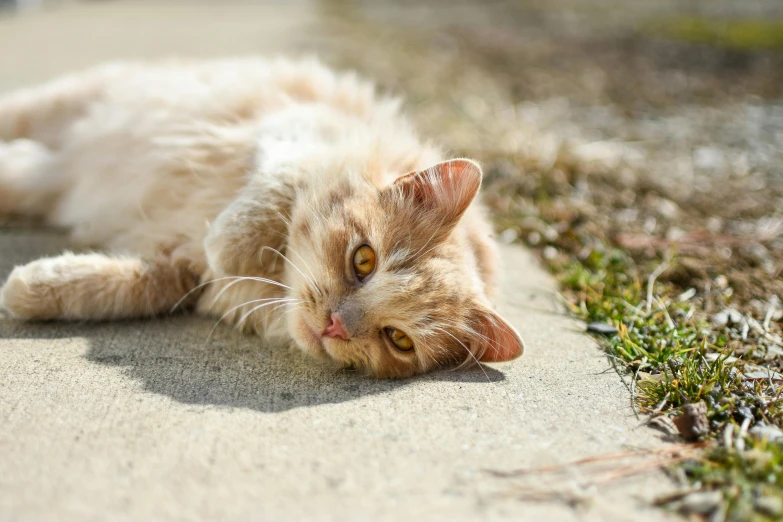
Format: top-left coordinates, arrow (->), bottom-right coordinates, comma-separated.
385,327 -> 414,351
352,244 -> 376,280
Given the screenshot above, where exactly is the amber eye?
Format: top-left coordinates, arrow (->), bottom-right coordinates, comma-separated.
385,327 -> 414,351
352,244 -> 376,279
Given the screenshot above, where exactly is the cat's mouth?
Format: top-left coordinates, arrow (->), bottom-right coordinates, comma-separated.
294,311 -> 351,366
297,314 -> 330,356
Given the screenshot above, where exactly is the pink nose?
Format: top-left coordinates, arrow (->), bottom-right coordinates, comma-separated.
322,313 -> 350,340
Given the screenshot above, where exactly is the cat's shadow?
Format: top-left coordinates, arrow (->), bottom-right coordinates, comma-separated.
0,314 -> 504,413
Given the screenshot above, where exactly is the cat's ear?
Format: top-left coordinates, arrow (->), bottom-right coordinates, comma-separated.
471,304 -> 525,363
392,159 -> 482,231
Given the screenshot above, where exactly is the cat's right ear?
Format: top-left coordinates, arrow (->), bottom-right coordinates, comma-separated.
471,304 -> 525,363
390,159 -> 482,234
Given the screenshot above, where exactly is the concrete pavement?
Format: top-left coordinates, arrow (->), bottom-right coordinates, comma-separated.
0,2 -> 673,520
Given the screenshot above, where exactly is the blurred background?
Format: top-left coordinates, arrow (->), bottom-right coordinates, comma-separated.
0,0 -> 782,306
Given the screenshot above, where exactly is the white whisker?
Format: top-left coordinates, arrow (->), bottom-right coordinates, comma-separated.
275,209 -> 292,227
285,245 -> 322,296
438,319 -> 504,353
210,275 -> 292,308
254,303 -> 304,329
260,246 -> 320,295
171,275 -> 293,313
433,326 -> 491,383
236,298 -> 300,328
203,297 -> 298,347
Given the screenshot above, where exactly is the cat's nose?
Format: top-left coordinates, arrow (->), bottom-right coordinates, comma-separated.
322,313 -> 350,340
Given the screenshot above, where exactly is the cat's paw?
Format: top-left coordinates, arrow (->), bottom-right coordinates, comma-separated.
0,260 -> 61,319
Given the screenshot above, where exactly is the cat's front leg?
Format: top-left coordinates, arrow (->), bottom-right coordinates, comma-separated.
203,183 -> 293,278
0,252 -> 200,320
0,139 -> 60,217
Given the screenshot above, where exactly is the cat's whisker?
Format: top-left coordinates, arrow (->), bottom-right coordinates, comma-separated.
279,303 -> 304,315
210,275 -> 293,309
171,275 -> 293,313
218,296 -> 300,327
418,344 -> 440,370
438,319 -> 506,353
203,297 -> 300,347
266,300 -> 300,319
260,246 -> 321,296
275,210 -> 292,227
284,245 -> 322,296
236,298 -> 301,329
253,303 -> 304,329
432,326 -> 491,383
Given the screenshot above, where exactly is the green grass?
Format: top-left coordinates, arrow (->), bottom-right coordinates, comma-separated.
682,439 -> 783,520
649,17 -> 783,50
534,225 -> 783,519
485,160 -> 783,518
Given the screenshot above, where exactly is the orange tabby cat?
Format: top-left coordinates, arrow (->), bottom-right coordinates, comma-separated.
0,57 -> 523,377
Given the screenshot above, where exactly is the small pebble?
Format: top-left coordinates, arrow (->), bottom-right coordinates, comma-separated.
500,228 -> 518,244
527,231 -> 541,246
542,246 -> 558,260
712,311 -> 729,326
706,217 -> 723,233
750,425 -> 783,442
736,405 -> 754,421
673,402 -> 709,440
755,496 -> 783,517
543,227 -> 558,241
586,322 -> 618,336
693,147 -> 725,171
656,198 -> 680,219
677,491 -> 722,515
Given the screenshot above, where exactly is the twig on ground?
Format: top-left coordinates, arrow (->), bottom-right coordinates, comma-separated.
489,443 -> 712,502
630,357 -> 647,420
646,258 -> 670,315
654,296 -> 675,330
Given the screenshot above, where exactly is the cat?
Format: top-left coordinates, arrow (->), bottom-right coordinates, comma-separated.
0,57 -> 524,378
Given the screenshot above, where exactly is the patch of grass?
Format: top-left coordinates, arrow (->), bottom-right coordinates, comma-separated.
681,438 -> 783,520
557,242 -> 783,519
650,17 -> 783,50
483,159 -> 783,518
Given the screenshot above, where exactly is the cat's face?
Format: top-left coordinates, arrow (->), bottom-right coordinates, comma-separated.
285,159 -> 524,378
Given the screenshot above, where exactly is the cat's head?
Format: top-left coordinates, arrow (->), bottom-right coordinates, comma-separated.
285,159 -> 524,378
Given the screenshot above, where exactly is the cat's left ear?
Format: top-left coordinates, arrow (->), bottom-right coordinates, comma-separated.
471,304 -> 525,363
391,159 -> 482,232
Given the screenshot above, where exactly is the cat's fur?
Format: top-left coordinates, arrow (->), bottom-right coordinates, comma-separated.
0,57 -> 524,378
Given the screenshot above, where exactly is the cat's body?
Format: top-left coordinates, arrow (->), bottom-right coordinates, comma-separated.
0,57 -> 523,377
